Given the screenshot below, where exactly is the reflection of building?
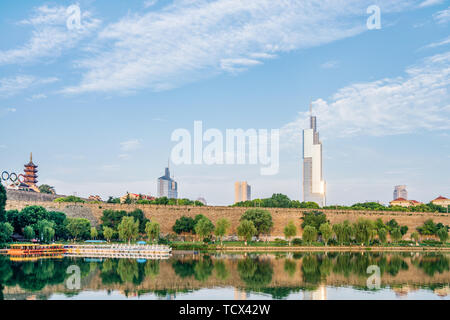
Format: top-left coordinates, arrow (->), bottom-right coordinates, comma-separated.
234,181 -> 251,204
234,288 -> 249,300
157,167 -> 178,199
390,198 -> 422,208
303,284 -> 327,300
302,107 -> 326,207
393,185 -> 408,200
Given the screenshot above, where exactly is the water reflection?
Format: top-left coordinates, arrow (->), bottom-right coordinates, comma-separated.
0,252 -> 449,300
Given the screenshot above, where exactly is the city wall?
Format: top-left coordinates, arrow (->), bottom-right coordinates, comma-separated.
5,200 -> 450,237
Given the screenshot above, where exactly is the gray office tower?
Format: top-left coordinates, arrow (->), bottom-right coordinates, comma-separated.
157,167 -> 178,199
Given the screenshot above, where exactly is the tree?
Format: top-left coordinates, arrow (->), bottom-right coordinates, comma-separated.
145,221 -> 160,243
332,220 -> 354,245
301,211 -> 328,232
38,184 -> 55,194
90,227 -> 98,240
214,218 -> 231,245
66,218 -> 91,241
17,206 -> 49,232
24,226 -> 35,240
302,226 -> 317,245
172,216 -> 196,234
391,228 -> 403,243
436,228 -> 449,243
411,231 -> 420,245
118,216 -> 139,244
353,219 -> 375,246
103,227 -> 114,242
240,209 -> 273,239
237,220 -> 257,245
0,183 -> 6,223
0,222 -> 13,243
195,218 -> 215,242
35,219 -> 56,243
378,228 -> 388,244
283,221 -> 297,245
319,223 -> 332,245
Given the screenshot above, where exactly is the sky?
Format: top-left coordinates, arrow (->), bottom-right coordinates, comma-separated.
0,0 -> 449,206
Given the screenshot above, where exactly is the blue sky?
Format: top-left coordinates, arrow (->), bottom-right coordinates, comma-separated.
0,0 -> 449,205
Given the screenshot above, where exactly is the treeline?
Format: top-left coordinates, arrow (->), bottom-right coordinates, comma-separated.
232,193 -> 448,213
107,195 -> 205,206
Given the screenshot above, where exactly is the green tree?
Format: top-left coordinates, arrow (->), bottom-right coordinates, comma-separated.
332,220 -> 354,245
35,219 -> 56,242
172,216 -> 196,234
319,222 -> 333,245
237,220 -> 257,245
301,211 -> 328,232
145,221 -> 160,243
38,184 -> 55,194
391,228 -> 403,243
0,222 -> 13,243
0,183 -> 6,222
283,221 -> 297,245
240,209 -> 273,239
302,226 -> 318,245
353,219 -> 375,246
90,227 -> 98,240
411,231 -> 420,244
195,218 -> 215,242
103,226 -> 114,242
378,228 -> 388,244
24,225 -> 35,240
214,218 -> 231,245
436,228 -> 449,243
118,216 -> 139,244
66,218 -> 91,241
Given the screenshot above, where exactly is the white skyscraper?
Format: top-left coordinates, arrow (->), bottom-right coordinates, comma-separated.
302,106 -> 326,207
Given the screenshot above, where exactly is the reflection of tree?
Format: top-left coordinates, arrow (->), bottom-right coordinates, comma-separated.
284,259 -> 297,277
145,260 -> 160,279
117,259 -> 139,284
214,260 -> 230,280
386,255 -> 409,276
301,255 -> 321,284
172,260 -> 196,278
194,256 -> 214,282
417,254 -> 449,277
237,258 -> 273,288
100,259 -> 123,284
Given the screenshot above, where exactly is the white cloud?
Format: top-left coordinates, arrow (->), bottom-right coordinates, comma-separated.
0,5 -> 100,65
321,60 -> 340,69
281,51 -> 450,147
0,75 -> 58,97
120,139 -> 142,151
433,7 -> 450,24
61,0 -> 419,94
422,36 -> 450,49
418,0 -> 444,8
144,0 -> 159,8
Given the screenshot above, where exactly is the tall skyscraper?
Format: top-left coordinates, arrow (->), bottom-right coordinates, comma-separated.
157,167 -> 178,199
393,185 -> 407,200
302,105 -> 326,207
234,181 -> 251,204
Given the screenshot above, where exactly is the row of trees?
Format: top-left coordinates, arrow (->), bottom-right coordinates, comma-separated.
107,196 -> 205,206
232,193 -> 448,213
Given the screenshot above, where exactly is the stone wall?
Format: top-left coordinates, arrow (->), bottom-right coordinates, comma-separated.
5,200 -> 450,238
6,189 -> 62,202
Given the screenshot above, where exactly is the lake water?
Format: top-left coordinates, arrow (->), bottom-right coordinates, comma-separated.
1,252 -> 449,300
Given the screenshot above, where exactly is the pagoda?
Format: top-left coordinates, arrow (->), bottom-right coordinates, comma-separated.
23,152 -> 40,192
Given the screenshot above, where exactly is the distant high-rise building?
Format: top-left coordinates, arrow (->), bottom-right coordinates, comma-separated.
393,185 -> 407,200
234,181 -> 251,204
157,167 -> 178,199
302,105 -> 326,207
